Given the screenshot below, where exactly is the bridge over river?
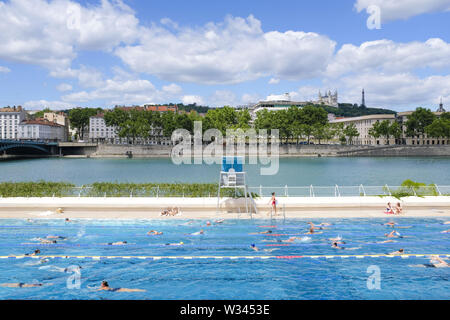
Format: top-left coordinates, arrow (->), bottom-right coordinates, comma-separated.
0,140 -> 97,159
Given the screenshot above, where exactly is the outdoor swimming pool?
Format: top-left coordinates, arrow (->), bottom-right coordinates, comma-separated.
0,218 -> 448,300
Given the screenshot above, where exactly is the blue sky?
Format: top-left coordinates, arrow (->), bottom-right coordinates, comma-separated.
0,0 -> 449,111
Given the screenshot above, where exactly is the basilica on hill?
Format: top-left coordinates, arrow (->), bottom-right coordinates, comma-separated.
316,90 -> 338,107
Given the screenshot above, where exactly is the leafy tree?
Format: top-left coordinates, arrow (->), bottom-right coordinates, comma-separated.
405,107 -> 436,138
343,123 -> 360,145
69,107 -> 101,140
425,118 -> 450,138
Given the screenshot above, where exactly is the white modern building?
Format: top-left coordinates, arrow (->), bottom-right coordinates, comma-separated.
89,114 -> 120,143
0,106 -> 27,140
89,113 -> 172,145
330,114 -> 397,145
18,120 -> 66,141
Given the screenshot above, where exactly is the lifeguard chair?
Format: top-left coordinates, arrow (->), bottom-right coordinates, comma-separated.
217,156 -> 258,216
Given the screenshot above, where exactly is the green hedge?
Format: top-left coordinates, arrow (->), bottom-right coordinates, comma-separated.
0,181 -> 259,198
0,181 -> 76,197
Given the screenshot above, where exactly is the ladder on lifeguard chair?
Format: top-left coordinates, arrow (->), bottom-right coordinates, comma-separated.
216,157 -> 258,217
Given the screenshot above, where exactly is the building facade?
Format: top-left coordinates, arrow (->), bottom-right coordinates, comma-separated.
397,111 -> 449,146
0,106 -> 27,140
89,114 -> 172,145
43,112 -> 69,141
18,120 -> 66,141
330,114 -> 397,145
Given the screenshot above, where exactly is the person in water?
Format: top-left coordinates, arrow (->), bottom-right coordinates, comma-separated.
389,249 -> 405,255
107,241 -> 128,246
0,283 -> 46,288
165,242 -> 184,246
250,244 -> 278,253
268,192 -> 277,216
385,230 -> 402,238
25,249 -> 40,256
249,230 -> 273,235
429,256 -> 449,268
147,230 -> 163,236
98,281 -> 145,292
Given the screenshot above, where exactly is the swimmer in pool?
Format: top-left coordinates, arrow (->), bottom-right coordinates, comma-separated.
46,236 -> 67,240
97,281 -> 146,292
249,230 -> 273,235
250,244 -> 279,253
29,238 -> 57,244
377,239 -> 396,243
214,219 -> 225,224
429,256 -> 449,268
24,249 -> 41,256
186,230 -> 204,236
444,221 -> 450,225
282,237 -> 307,243
331,241 -> 344,249
389,249 -> 405,255
165,242 -> 184,246
384,222 -> 396,227
0,283 -> 47,288
385,230 -> 402,238
106,241 -> 128,246
65,218 -> 71,222
147,230 -> 163,236
206,221 -> 212,227
441,230 -> 450,233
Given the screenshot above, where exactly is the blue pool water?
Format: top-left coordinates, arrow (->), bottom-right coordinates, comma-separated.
0,218 -> 449,300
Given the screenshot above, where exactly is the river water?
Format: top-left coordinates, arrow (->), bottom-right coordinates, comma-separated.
0,157 -> 449,187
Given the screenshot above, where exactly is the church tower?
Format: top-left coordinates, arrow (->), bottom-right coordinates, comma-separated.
437,97 -> 446,112
361,89 -> 366,107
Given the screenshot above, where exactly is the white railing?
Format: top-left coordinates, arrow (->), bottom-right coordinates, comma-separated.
4,184 -> 448,198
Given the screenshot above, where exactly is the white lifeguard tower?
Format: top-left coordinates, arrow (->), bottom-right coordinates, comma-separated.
217,156 -> 258,216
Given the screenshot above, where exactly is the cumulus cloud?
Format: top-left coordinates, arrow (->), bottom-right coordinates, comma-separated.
0,66 -> 11,73
50,66 -> 104,88
0,0 -> 140,70
327,38 -> 450,77
115,15 -> 336,84
355,0 -> 450,22
61,77 -> 182,106
338,72 -> 450,109
268,78 -> 280,85
181,95 -> 205,105
23,99 -> 75,110
56,83 -> 73,92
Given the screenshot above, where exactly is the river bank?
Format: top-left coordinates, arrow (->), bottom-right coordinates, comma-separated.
0,196 -> 449,219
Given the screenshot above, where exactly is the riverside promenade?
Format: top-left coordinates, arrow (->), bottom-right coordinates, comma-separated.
1,196 -> 449,219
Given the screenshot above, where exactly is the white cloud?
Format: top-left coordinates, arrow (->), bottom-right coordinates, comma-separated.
241,93 -> 261,105
116,15 -> 336,84
0,0 -> 140,70
50,66 -> 104,88
162,83 -> 182,95
56,83 -> 73,92
23,99 -> 75,110
268,78 -> 280,85
181,95 -> 205,105
61,77 -> 182,106
0,66 -> 11,73
355,0 -> 450,22
338,72 -> 450,110
328,38 -> 450,77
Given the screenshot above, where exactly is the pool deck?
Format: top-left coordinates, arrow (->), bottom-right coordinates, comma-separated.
0,196 -> 449,219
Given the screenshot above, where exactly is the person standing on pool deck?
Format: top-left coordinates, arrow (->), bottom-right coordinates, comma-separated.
269,193 -> 277,216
